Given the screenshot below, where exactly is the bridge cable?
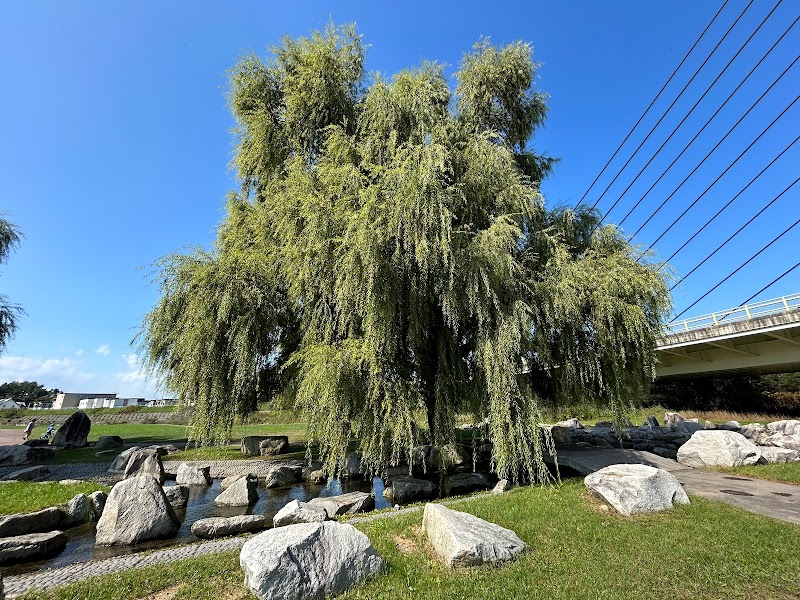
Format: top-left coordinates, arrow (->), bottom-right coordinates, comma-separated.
603,3 -> 788,226
670,174 -> 800,291
614,15 -> 798,232
573,0 -> 731,209
671,211 -> 800,321
628,91 -> 799,240
587,0 -> 755,212
737,261 -> 800,308
659,133 -> 800,264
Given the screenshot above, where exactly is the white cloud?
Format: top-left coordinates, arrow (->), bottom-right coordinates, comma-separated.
0,356 -> 95,385
95,345 -> 111,357
74,349 -> 84,356
121,353 -> 139,369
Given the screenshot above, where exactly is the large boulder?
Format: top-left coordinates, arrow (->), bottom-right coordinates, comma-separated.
62,493 -> 91,528
0,531 -> 68,564
163,485 -> 189,510
664,412 -> 686,428
767,420 -> 800,436
215,474 -> 258,506
108,446 -> 141,473
52,410 -> 91,448
422,503 -> 526,567
123,448 -> 166,484
2,465 -> 49,481
95,435 -> 124,450
308,491 -> 374,517
738,423 -> 771,445
584,464 -> 690,516
176,463 -> 212,486
0,507 -> 62,537
240,522 -> 382,600
387,477 -> 437,504
757,446 -> 800,464
95,475 -> 181,546
765,433 -> 800,452
263,465 -> 300,489
677,430 -> 761,468
240,435 -> 289,457
259,436 -> 290,456
0,445 -> 54,466
447,473 -> 492,496
273,500 -> 328,527
191,515 -> 268,539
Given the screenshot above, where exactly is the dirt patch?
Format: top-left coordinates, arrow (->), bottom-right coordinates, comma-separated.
136,587 -> 180,600
393,534 -> 418,554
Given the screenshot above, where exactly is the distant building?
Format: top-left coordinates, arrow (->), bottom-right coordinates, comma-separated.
53,392 -> 116,410
0,398 -> 25,410
138,398 -> 178,407
77,397 -> 142,409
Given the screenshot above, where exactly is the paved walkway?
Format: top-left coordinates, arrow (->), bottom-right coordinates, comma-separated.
551,448 -> 800,525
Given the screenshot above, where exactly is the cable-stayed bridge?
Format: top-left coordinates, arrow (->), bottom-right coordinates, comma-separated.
656,293 -> 800,378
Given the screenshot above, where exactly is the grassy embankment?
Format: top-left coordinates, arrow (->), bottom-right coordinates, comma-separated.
0,481 -> 110,515
17,479 -> 800,600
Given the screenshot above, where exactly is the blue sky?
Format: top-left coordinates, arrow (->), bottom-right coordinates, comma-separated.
0,1 -> 797,396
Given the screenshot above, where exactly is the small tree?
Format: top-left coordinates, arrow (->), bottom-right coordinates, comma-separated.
0,217 -> 22,353
139,25 -> 671,481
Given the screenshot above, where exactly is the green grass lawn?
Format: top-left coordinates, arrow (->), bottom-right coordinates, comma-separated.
0,481 -> 110,515
715,462 -> 800,485
18,480 -> 800,600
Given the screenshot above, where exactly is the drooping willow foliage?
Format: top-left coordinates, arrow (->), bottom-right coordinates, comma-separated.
138,24 -> 672,481
0,216 -> 22,354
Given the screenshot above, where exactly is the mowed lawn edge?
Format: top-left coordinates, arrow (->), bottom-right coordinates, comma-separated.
16,479 -> 800,600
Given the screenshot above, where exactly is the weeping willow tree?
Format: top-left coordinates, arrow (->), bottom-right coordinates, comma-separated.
0,216 -> 23,353
139,24 -> 671,481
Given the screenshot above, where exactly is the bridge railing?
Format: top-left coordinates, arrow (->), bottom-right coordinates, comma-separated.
664,292 -> 800,334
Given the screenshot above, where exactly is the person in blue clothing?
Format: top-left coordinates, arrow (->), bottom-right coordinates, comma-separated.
41,421 -> 56,440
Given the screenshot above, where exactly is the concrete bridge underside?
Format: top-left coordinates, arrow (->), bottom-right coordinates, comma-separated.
656,308 -> 800,379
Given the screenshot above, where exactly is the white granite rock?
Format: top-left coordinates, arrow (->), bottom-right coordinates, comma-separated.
215,474 -> 258,506
422,503 -> 526,567
176,463 -> 212,485
677,430 -> 760,468
95,475 -> 181,546
767,420 -> 800,436
584,464 -> 690,516
191,515 -> 267,539
273,499 -> 329,527
240,521 -> 382,600
757,446 -> 800,464
307,491 -> 374,517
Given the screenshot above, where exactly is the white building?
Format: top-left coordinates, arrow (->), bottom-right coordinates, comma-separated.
53,392 -> 116,410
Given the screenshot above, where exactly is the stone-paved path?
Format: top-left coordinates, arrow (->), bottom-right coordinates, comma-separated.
2,536 -> 248,598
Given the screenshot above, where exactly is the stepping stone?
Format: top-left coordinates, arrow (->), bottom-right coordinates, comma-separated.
273,500 -> 328,527
0,531 -> 67,564
191,515 -> 267,539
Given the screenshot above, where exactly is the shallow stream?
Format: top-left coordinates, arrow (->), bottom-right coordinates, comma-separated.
1,477 -> 391,576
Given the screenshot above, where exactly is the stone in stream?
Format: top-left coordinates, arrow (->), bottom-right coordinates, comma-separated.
273,500 -> 329,527
0,531 -> 68,565
191,515 -> 268,539
584,464 -> 690,516
62,493 -> 91,528
220,473 -> 252,491
215,474 -> 259,506
447,472 -> 492,496
422,503 -> 526,567
95,475 -> 181,546
176,463 -> 212,485
108,446 -> 141,473
263,465 -> 301,489
163,485 -> 190,510
387,477 -> 437,504
52,410 -> 91,448
307,491 -> 374,517
88,490 -> 107,520
677,430 -> 761,468
123,448 -> 166,484
0,507 -> 63,538
240,522 -> 382,600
